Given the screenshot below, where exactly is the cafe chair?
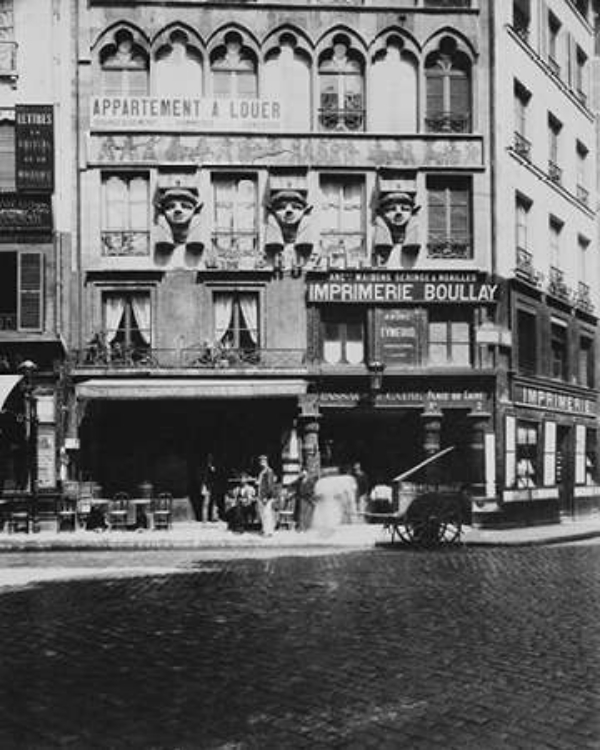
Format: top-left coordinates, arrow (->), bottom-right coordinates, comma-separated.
151,493 -> 173,530
56,497 -> 78,532
108,492 -> 130,531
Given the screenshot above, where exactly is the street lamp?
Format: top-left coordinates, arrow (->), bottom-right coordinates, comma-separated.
18,360 -> 37,502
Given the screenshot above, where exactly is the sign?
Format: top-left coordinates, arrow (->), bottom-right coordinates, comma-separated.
37,425 -> 56,489
91,97 -> 283,132
0,193 -> 52,235
87,133 -> 484,168
308,279 -> 499,304
15,104 -> 54,192
379,309 -> 420,365
513,383 -> 597,416
319,390 -> 488,408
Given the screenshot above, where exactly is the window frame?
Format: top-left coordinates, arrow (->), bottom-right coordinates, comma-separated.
101,288 -> 153,350
426,306 -> 472,368
516,306 -> 537,376
550,317 -> 568,382
516,420 -> 539,488
318,174 -> 366,264
320,307 -> 366,366
426,175 -> 472,259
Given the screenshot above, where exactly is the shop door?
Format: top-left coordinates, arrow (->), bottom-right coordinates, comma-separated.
556,425 -> 573,516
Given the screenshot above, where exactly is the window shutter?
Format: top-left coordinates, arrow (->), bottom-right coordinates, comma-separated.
18,252 -> 43,331
0,121 -> 15,190
426,73 -> 444,116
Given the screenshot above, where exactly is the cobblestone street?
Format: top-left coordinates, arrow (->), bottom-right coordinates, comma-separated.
0,544 -> 599,749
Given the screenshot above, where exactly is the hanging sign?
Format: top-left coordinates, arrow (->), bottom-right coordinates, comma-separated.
15,105 -> 54,192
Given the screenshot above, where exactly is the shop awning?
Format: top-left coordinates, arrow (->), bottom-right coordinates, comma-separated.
75,378 -> 308,400
0,374 -> 22,409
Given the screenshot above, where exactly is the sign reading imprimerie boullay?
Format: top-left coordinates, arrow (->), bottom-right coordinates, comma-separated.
307,272 -> 499,304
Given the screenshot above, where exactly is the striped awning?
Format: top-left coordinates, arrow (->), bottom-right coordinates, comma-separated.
0,375 -> 22,409
76,378 -> 307,400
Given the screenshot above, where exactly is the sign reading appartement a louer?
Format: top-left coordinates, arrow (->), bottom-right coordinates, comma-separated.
90,96 -> 283,132
15,105 -> 54,192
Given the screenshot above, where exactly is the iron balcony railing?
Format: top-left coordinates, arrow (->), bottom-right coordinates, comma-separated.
512,21 -> 530,43
426,233 -> 471,259
425,111 -> 471,133
318,108 -> 365,132
548,57 -> 561,77
576,282 -> 594,314
548,266 -> 570,302
576,185 -> 589,205
548,161 -> 562,185
513,131 -> 532,159
576,88 -> 588,107
101,231 -> 150,257
516,247 -> 536,282
70,344 -> 308,370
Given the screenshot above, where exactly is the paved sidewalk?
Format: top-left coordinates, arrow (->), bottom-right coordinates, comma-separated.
0,515 -> 599,551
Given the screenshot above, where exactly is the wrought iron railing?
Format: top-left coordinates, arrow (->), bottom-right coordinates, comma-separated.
511,21 -> 530,43
101,231 -> 150,256
318,108 -> 365,132
0,313 -> 17,331
547,161 -> 562,185
427,233 -> 471,259
575,282 -> 594,314
425,112 -> 471,133
0,41 -> 17,75
321,235 -> 367,267
70,345 -> 307,370
576,185 -> 589,205
513,131 -> 532,159
211,232 -> 259,269
548,57 -> 561,77
515,247 -> 543,286
576,88 -> 588,107
548,266 -> 570,302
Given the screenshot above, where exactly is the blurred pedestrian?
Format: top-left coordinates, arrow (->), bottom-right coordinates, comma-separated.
351,461 -> 369,520
256,454 -> 277,537
294,468 -> 316,531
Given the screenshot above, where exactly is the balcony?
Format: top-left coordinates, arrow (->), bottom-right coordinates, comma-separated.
425,112 -> 471,134
511,21 -> 530,43
101,231 -> 150,257
212,232 -> 259,269
576,89 -> 588,107
426,233 -> 471,259
513,132 -> 532,160
576,185 -> 589,206
71,343 -> 307,371
515,247 -> 543,287
548,266 -> 570,302
575,282 -> 594,314
321,234 -> 367,268
318,107 -> 365,133
547,161 -> 562,185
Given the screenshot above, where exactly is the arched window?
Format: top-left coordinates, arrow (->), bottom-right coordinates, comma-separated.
211,32 -> 257,98
154,30 -> 203,97
371,37 -> 417,132
425,37 -> 471,133
318,36 -> 364,132
99,28 -> 149,96
263,33 -> 311,130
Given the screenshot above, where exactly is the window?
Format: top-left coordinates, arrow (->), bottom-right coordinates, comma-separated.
0,251 -> 43,331
548,12 -> 561,74
549,217 -> 562,267
370,37 -> 417,131
515,194 -> 530,252
99,29 -> 149,96
319,175 -> 365,265
102,291 -> 151,359
211,32 -> 257,98
321,309 -> 364,365
318,36 -> 364,132
213,290 -> 259,350
154,30 -> 203,97
579,335 -> 594,388
101,174 -> 150,256
0,0 -> 16,76
547,114 -> 562,182
516,421 -> 538,488
576,142 -> 588,204
517,309 -> 537,374
550,319 -> 568,381
426,176 -> 471,259
425,37 -> 471,133
0,120 -> 15,190
212,175 -> 258,267
575,47 -> 588,105
263,34 -> 311,130
512,0 -> 530,40
513,81 -> 531,158
427,309 -> 470,367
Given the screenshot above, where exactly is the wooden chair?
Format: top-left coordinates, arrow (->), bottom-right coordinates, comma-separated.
108,492 -> 130,531
56,497 -> 78,532
151,493 -> 173,530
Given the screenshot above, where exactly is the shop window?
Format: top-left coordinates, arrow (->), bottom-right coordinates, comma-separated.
426,176 -> 471,259
516,421 -> 538,488
212,174 -> 258,266
0,120 -> 15,190
99,28 -> 149,96
211,32 -> 257,98
370,37 -> 417,131
263,34 -> 311,130
102,291 -> 151,360
550,318 -> 568,381
319,175 -> 365,265
101,174 -> 150,256
427,309 -> 470,367
321,309 -> 364,365
213,291 -> 259,350
586,429 -> 597,484
318,36 -> 365,132
0,251 -> 43,331
579,335 -> 594,388
154,30 -> 203,97
517,309 -> 537,375
425,37 -> 471,133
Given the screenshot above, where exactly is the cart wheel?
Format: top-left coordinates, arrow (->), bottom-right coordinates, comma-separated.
405,494 -> 463,547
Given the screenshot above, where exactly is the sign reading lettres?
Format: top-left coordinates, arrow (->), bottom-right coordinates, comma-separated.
15,105 -> 54,193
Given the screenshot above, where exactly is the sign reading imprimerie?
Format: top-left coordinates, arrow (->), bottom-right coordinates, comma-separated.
308,274 -> 499,304
91,96 -> 283,131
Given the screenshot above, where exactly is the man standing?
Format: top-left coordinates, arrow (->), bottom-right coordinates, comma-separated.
256,454 -> 277,537
352,461 -> 369,521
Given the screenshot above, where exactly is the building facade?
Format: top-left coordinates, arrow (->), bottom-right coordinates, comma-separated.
0,0 -> 73,498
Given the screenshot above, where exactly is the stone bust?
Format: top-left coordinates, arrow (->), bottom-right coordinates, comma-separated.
373,190 -> 421,268
156,187 -> 202,246
378,191 -> 420,245
268,189 -> 312,245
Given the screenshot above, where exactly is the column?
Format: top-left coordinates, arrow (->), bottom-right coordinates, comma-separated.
421,403 -> 442,485
298,394 -> 321,479
467,406 -> 492,497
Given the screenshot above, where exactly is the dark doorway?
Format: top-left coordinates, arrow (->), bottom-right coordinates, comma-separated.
556,424 -> 573,516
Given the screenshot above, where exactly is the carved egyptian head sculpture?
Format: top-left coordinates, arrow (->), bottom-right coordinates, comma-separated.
268,189 -> 311,244
156,187 -> 202,246
373,190 -> 421,268
265,189 -> 315,269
